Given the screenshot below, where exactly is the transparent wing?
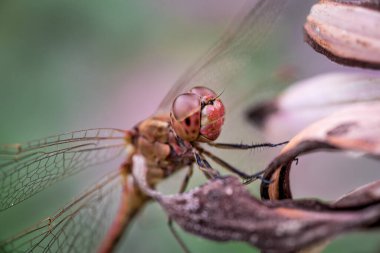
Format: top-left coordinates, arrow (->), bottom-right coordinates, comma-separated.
0,171 -> 122,253
156,0 -> 291,178
157,0 -> 288,114
0,128 -> 127,211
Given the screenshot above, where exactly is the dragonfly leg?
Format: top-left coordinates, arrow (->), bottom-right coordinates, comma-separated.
242,170 -> 271,185
198,146 -> 270,184
168,218 -> 191,253
179,165 -> 194,194
199,148 -> 250,178
207,141 -> 288,150
193,151 -> 220,179
243,157 -> 300,184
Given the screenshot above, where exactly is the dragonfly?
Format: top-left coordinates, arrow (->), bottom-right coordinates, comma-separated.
0,0 -> 289,252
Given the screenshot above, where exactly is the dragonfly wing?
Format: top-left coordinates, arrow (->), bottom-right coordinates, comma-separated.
0,171 -> 122,253
156,0 -> 288,114
156,0 -> 292,178
0,128 -> 128,211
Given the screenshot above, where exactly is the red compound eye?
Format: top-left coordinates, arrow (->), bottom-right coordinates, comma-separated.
170,93 -> 201,142
170,86 -> 225,142
189,86 -> 217,100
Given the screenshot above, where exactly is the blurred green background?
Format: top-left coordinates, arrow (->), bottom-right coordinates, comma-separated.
0,0 -> 379,252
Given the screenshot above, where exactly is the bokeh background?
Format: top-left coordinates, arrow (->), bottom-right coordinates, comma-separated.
0,0 -> 379,252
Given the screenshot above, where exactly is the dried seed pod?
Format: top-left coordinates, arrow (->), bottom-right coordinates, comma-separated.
304,0 -> 380,69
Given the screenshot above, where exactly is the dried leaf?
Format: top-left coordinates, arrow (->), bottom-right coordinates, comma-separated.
304,0 -> 380,69
132,155 -> 380,253
260,102 -> 380,200
246,72 -> 380,137
334,180 -> 380,208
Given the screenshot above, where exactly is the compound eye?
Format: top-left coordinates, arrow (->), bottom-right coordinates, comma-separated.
189,86 -> 217,99
171,93 -> 200,121
170,93 -> 201,141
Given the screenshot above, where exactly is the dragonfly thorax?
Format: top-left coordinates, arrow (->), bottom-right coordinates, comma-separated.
133,115 -> 194,184
170,87 -> 225,143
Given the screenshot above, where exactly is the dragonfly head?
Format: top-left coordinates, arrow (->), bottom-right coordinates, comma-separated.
170,86 -> 225,142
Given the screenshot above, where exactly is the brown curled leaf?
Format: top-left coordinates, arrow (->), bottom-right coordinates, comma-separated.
304,0 -> 380,69
260,102 -> 380,200
132,155 -> 380,253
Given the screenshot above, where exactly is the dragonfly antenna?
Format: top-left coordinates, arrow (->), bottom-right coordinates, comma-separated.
215,89 -> 225,100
